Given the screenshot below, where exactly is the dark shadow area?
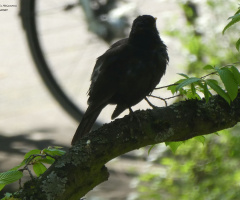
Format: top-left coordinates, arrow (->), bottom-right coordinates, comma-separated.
0,128 -> 69,197
0,129 -> 54,154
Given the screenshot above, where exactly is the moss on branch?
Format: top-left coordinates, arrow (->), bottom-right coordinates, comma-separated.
14,93 -> 240,200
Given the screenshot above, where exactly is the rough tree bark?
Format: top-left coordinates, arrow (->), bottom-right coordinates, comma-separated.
14,93 -> 240,200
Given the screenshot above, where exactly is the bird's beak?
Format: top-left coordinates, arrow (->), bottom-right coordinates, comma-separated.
154,17 -> 157,21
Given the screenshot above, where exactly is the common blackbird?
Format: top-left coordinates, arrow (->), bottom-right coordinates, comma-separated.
71,15 -> 169,145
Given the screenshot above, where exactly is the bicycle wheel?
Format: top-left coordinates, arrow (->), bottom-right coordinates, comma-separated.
19,0 -> 108,125
19,0 -> 167,126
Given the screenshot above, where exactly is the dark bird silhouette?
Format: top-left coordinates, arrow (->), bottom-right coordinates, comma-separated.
71,15 -> 169,145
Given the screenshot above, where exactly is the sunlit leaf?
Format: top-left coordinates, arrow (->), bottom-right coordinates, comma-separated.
148,145 -> 156,155
43,148 -> 66,156
165,141 -> 184,153
0,171 -> 23,185
168,79 -> 185,94
203,82 -> 210,102
178,73 -> 189,78
194,136 -> 205,144
217,68 -> 238,101
236,38 -> 240,51
206,79 -> 231,104
191,83 -> 196,95
24,149 -> 41,159
168,85 -> 177,94
230,65 -> 240,85
186,92 -> 201,100
223,13 -> 240,34
33,163 -> 47,177
176,77 -> 201,91
38,157 -> 55,165
203,65 -> 214,70
0,184 -> 5,191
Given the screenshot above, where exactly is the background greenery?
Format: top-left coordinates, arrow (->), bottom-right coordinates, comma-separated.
134,1 -> 240,199
1,0 -> 239,199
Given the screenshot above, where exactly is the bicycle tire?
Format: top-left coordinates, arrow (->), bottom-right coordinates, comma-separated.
20,0 -> 88,123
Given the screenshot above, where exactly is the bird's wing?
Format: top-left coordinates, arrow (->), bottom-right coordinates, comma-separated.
86,39 -> 130,113
90,38 -> 128,84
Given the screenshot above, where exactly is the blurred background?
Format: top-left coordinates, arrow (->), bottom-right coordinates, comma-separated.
0,0 -> 240,199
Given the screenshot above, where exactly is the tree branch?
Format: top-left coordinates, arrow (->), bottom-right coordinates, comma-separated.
14,93 -> 240,200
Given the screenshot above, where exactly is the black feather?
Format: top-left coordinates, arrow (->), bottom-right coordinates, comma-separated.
71,15 -> 168,145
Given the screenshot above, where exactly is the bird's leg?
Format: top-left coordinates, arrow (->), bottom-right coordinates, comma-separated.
144,97 -> 158,109
129,107 -> 135,121
128,107 -> 142,129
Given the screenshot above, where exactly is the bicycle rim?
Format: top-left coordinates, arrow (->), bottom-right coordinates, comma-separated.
20,0 -> 104,125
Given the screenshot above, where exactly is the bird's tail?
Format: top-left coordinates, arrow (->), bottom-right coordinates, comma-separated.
71,104 -> 104,145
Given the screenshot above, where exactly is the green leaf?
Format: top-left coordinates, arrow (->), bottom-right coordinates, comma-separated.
203,82 -> 210,102
38,156 -> 55,165
191,83 -> 196,95
206,79 -> 218,86
168,85 -> 177,94
236,38 -> 240,51
43,148 -> 66,156
165,141 -> 184,153
234,8 -> 240,16
168,79 -> 186,94
194,136 -> 205,144
0,171 -> 23,185
33,163 -> 47,177
24,149 -> 41,159
217,68 -> 238,101
228,12 -> 240,19
148,145 -> 156,155
176,77 -> 201,91
230,65 -> 240,85
1,192 -> 12,199
178,73 -> 189,78
186,92 -> 201,100
223,13 -> 240,34
0,184 -> 5,191
206,79 -> 231,104
203,65 -> 214,70
178,88 -> 188,96
1,193 -> 13,200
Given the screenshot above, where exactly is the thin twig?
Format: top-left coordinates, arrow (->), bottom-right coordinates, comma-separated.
200,71 -> 217,79
144,97 -> 158,108
25,166 -> 34,180
155,83 -> 177,90
155,62 -> 240,90
19,177 -> 22,189
147,95 -> 168,106
164,94 -> 182,100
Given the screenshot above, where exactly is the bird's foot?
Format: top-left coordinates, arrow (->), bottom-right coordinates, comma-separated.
129,107 -> 143,130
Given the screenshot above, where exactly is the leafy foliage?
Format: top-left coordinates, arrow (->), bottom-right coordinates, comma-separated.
168,65 -> 240,104
139,2 -> 240,200
222,6 -> 240,52
137,130 -> 240,200
2,2 -> 240,200
222,9 -> 240,34
0,146 -> 65,197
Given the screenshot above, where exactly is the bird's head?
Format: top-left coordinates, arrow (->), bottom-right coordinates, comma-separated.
130,15 -> 158,35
